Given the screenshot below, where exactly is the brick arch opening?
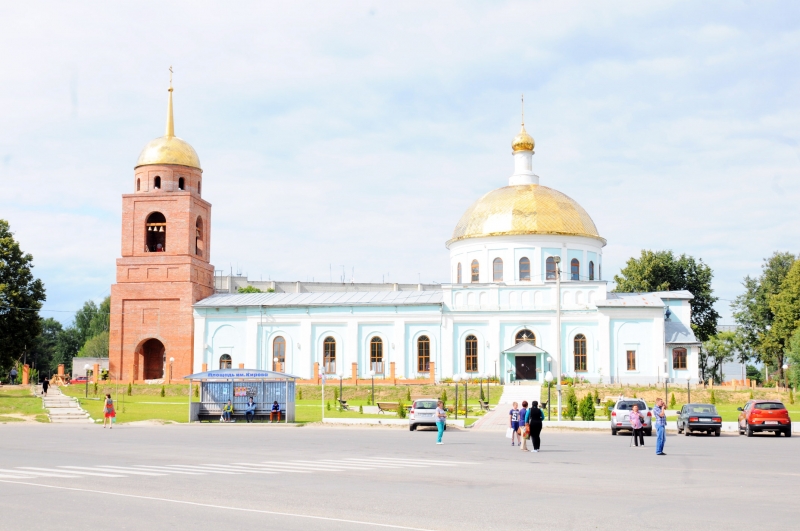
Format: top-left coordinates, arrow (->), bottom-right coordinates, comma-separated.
141,338 -> 165,380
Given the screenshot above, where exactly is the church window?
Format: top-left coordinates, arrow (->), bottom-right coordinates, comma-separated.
493,258 -> 503,282
145,212 -> 167,252
457,263 -> 462,283
589,261 -> 595,281
370,337 -> 384,374
574,334 -> 587,371
273,337 -> 286,372
323,336 -> 336,374
626,350 -> 636,371
546,257 -> 556,280
571,259 -> 580,281
154,176 -> 161,189
673,348 -> 687,370
519,257 -> 530,281
198,180 -> 201,196
515,329 -> 535,344
137,178 -> 140,191
195,217 -> 204,257
178,177 -> 185,190
417,336 -> 430,372
219,354 -> 232,369
471,260 -> 479,283
465,335 -> 478,372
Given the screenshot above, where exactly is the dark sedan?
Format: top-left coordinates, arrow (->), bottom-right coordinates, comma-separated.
677,403 -> 722,436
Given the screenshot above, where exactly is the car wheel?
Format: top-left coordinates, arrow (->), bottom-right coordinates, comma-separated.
746,424 -> 754,437
714,429 -> 721,437
677,422 -> 683,434
738,424 -> 744,435
684,427 -> 690,436
409,424 -> 416,431
611,428 -> 617,436
786,429 -> 792,438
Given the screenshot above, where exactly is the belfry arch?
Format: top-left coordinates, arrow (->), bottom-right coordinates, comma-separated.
137,338 -> 165,380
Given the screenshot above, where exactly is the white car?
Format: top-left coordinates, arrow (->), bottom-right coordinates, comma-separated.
409,398 -> 445,432
610,398 -> 653,436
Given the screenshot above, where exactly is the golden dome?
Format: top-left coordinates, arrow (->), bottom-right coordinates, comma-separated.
136,135 -> 201,170
448,184 -> 605,245
511,124 -> 534,152
135,85 -> 201,170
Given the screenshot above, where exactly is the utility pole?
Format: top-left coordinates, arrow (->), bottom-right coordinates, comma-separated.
553,256 -> 562,422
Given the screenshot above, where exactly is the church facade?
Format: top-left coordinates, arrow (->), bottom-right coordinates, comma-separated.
111,84 -> 701,385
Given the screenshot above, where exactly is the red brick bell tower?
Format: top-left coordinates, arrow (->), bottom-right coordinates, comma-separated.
109,80 -> 214,382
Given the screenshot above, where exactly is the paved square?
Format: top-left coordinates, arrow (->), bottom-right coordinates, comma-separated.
0,424 -> 797,530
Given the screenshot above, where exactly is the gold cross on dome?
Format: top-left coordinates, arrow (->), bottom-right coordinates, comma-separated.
169,66 -> 173,87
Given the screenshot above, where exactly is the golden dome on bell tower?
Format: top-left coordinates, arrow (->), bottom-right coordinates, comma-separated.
511,94 -> 534,153
135,72 -> 202,170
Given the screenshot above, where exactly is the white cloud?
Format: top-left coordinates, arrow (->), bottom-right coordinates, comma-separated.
1,1 -> 798,324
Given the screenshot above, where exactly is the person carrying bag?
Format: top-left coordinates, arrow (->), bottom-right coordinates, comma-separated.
527,400 -> 545,453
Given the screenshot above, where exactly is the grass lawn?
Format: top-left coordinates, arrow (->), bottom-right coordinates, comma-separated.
62,385 -> 195,424
0,387 -> 48,422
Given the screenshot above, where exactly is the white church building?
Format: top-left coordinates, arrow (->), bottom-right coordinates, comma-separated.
193,119 -> 701,384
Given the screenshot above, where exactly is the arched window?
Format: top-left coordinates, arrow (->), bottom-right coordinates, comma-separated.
673,348 -> 687,370
154,176 -> 161,189
273,337 -> 286,372
589,261 -> 595,281
471,260 -> 479,283
370,337 -> 384,374
178,177 -> 185,190
515,329 -> 536,344
136,178 -> 141,191
417,336 -> 430,372
465,335 -> 478,372
145,212 -> 166,252
546,257 -> 557,280
323,337 -> 336,374
519,257 -> 530,281
571,259 -> 580,281
195,217 -> 204,257
198,180 -> 201,196
219,354 -> 232,369
493,258 -> 503,282
457,263 -> 462,284
574,334 -> 587,371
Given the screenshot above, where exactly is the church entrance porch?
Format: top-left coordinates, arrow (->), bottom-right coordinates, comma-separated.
141,338 -> 165,380
502,341 -> 548,384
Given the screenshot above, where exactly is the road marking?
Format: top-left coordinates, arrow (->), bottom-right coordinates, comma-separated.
0,480 -> 440,530
259,461 -> 347,471
93,466 -> 168,476
55,466 -> 127,477
230,463 -> 312,473
132,466 -> 206,475
161,465 -> 243,475
13,468 -> 83,478
199,464 -> 277,474
320,459 -> 405,469
289,460 -> 375,470
343,459 -> 423,468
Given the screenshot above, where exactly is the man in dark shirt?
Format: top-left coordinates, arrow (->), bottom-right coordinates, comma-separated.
270,401 -> 281,422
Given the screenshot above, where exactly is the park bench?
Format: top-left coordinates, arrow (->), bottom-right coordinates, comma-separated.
198,408 -> 285,423
478,400 -> 491,411
376,402 -> 400,414
338,399 -> 351,411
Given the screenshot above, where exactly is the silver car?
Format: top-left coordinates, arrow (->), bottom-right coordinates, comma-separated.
610,398 -> 652,436
409,398 -> 444,432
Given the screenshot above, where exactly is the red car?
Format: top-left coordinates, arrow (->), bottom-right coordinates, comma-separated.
69,376 -> 89,385
738,400 -> 792,437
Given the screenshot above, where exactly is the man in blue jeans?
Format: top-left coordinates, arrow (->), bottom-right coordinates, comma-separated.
653,398 -> 667,455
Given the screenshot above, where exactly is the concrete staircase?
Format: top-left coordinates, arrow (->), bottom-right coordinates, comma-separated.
498,384 -> 541,405
40,386 -> 93,423
471,385 -> 543,431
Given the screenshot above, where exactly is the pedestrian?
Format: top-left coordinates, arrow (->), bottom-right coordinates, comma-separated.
222,400 -> 233,422
653,397 -> 667,455
528,400 -> 545,452
519,401 -> 529,451
10,367 -> 17,385
509,402 -> 521,446
103,393 -> 116,429
435,400 -> 447,445
244,397 -> 256,423
42,378 -> 50,396
630,403 -> 645,447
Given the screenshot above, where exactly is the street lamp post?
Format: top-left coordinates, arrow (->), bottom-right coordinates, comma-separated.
545,371 -> 553,420
339,372 -> 343,406
453,374 -> 461,420
553,255 -> 562,421
464,374 -> 468,419
369,370 -> 375,405
321,369 -> 326,421
84,364 -> 90,398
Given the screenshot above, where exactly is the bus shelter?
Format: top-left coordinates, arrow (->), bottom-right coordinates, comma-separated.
185,369 -> 299,422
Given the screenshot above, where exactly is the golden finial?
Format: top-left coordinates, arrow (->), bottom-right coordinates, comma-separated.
165,66 -> 174,138
521,93 -> 525,126
512,94 -> 534,152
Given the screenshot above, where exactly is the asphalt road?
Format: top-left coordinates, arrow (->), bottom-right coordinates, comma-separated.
0,423 -> 797,530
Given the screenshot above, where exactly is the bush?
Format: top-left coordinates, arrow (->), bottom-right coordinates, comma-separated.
397,401 -> 406,419
127,383 -> 132,396
579,394 -> 595,421
359,405 -> 363,414
593,389 -> 600,404
298,388 -> 303,400
93,382 -> 98,396
194,385 -> 199,398
480,386 -> 486,402
790,389 -> 795,405
326,401 -> 331,411
406,387 -> 411,401
749,390 -> 754,399
334,387 -> 339,401
669,393 -> 676,408
565,388 -> 578,420
160,385 -> 166,398
440,389 -> 447,403
710,390 -> 716,404
603,399 -> 615,419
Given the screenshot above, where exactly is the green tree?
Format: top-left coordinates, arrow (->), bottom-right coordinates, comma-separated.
786,329 -> 800,390
578,394 -> 595,420
237,286 -> 263,293
76,331 -> 109,358
702,331 -> 739,384
53,326 -> 83,374
613,250 -> 719,341
564,388 -> 578,420
0,219 -> 47,371
732,252 -> 796,367
73,300 -> 99,344
766,260 -> 800,383
29,317 -> 63,376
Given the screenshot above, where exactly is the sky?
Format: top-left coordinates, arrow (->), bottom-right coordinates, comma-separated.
1,1 -> 798,326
